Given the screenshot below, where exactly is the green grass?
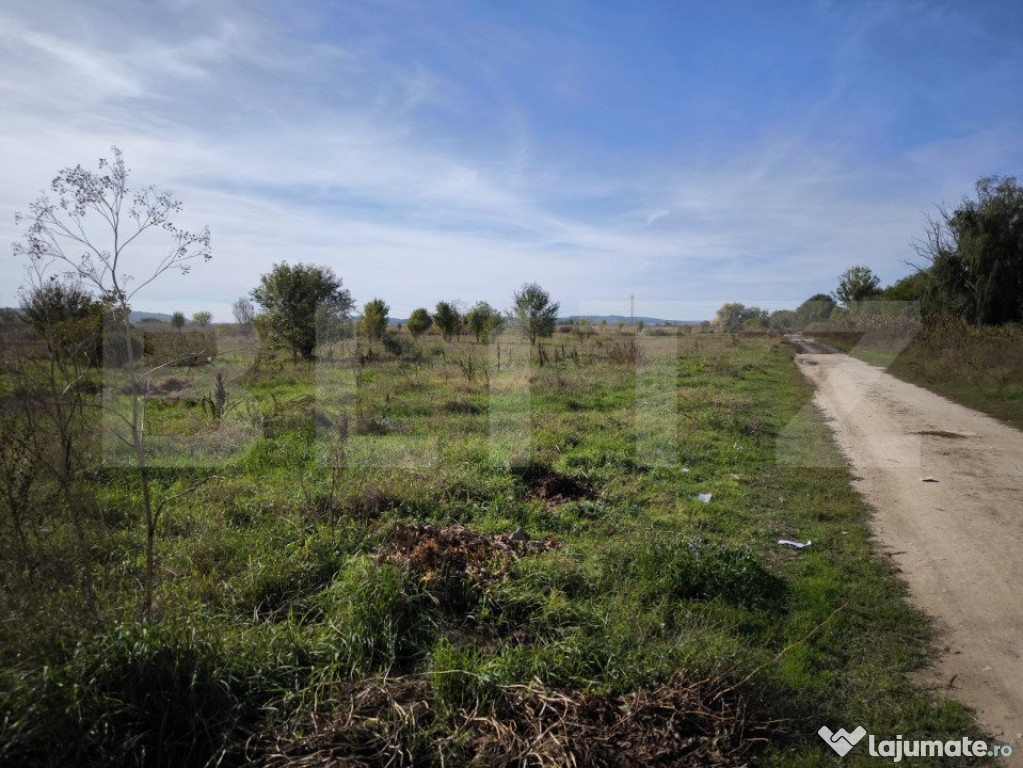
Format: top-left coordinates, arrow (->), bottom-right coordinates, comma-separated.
0,329 -> 988,766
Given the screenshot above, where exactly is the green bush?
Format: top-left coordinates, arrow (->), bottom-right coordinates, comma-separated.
382,331 -> 422,361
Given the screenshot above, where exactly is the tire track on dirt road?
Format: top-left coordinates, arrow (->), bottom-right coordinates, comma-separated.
789,335 -> 1023,754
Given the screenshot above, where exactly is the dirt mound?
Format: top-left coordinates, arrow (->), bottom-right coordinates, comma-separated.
377,524 -> 559,614
255,673 -> 770,767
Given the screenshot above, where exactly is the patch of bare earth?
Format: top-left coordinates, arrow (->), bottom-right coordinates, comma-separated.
521,468 -> 597,506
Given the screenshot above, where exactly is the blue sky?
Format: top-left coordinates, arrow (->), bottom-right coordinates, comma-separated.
2,0 -> 1022,320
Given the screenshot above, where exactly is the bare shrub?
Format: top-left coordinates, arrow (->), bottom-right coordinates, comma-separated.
606,339 -> 641,366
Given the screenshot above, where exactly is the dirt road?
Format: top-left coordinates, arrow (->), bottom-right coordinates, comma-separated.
789,336 -> 1023,751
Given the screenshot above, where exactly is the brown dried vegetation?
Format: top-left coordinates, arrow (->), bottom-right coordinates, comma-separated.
255,673 -> 771,767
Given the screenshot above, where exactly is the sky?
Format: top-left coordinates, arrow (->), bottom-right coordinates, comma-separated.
2,0 -> 1022,321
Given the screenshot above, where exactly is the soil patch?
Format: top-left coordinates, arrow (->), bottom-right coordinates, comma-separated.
515,465 -> 597,506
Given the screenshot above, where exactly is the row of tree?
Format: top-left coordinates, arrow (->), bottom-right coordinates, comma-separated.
169,311 -> 212,329
403,300 -> 504,342
12,266 -> 562,365
227,262 -> 562,361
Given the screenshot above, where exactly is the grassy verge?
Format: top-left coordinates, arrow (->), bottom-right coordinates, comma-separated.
0,331 -> 986,766
816,319 -> 1023,430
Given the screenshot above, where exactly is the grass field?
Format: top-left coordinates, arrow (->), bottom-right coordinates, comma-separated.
0,327 -> 987,766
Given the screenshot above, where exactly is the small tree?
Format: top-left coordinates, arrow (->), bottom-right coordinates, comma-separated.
835,266 -> 882,308
232,297 -> 255,336
360,298 -> 389,341
769,309 -> 796,332
191,310 -> 212,327
21,279 -> 96,333
251,263 -> 354,361
171,311 -> 186,331
715,302 -> 755,333
512,282 -> 559,345
20,278 -> 102,361
433,301 -> 461,341
795,293 -> 837,325
745,307 -> 769,329
407,308 -> 433,338
465,300 -> 504,342
12,146 -> 212,620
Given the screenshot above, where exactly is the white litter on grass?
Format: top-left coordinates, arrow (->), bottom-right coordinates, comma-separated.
681,467 -> 691,473
921,476 -> 938,483
733,443 -> 744,452
778,539 -> 812,549
696,493 -> 713,503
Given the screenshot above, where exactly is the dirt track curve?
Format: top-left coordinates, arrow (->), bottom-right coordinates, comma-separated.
789,335 -> 1023,753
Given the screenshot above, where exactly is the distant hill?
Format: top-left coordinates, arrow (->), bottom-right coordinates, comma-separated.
130,311 -> 174,323
5,309 -> 182,324
560,315 -> 701,326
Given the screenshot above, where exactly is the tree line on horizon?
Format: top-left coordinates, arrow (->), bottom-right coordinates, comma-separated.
232,262 -> 560,361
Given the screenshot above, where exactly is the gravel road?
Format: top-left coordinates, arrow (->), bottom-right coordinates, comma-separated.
790,335 -> 1023,754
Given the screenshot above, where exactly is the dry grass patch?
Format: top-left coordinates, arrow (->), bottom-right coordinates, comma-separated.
254,673 -> 773,767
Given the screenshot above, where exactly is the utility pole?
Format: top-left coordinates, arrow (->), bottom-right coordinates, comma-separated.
630,294 -> 634,325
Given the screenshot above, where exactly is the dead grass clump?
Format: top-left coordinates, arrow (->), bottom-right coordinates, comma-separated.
253,677 -> 435,767
606,338 -> 642,366
254,673 -> 771,767
465,676 -> 770,767
379,524 -> 559,585
377,524 -> 559,612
